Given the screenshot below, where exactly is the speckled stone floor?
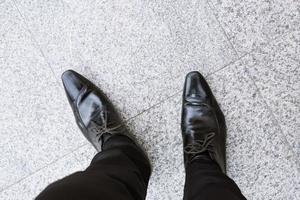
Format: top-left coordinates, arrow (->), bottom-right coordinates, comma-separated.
0,0 -> 299,199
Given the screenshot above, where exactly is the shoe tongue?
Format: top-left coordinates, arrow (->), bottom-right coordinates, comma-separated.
192,150 -> 211,160
100,132 -> 112,148
101,132 -> 112,142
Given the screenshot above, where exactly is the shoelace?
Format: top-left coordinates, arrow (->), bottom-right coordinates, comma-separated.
184,132 -> 215,154
75,86 -> 124,142
89,110 -> 124,142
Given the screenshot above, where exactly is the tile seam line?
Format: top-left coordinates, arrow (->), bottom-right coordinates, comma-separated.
0,143 -> 88,194
206,0 -> 239,57
10,0 -> 60,86
0,53 -> 240,193
244,66 -> 300,169
6,42 -> 296,194
127,46 -> 300,166
9,0 -> 295,161
125,52 -> 252,123
0,89 -> 180,193
2,0 -> 298,195
242,27 -> 300,166
206,0 -> 299,60
72,144 -> 92,165
0,88 -> 180,194
205,23 -> 298,162
0,51 -> 269,194
5,0 -> 298,189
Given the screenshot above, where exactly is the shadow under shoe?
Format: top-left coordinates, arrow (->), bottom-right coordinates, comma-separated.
181,71 -> 227,174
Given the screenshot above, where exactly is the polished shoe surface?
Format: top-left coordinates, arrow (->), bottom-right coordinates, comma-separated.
181,71 -> 226,173
62,70 -> 130,151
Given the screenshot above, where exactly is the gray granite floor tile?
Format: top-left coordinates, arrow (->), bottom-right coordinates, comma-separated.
125,56 -> 299,199
72,144 -> 97,169
208,56 -> 299,199
209,0 -> 300,55
126,96 -> 185,200
145,0 -> 238,68
49,55 -> 300,200
0,154 -> 83,200
12,0 -> 237,119
0,0 -> 85,191
1,0 -> 299,199
247,30 -> 300,157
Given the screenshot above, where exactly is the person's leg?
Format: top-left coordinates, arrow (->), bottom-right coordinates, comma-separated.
36,70 -> 151,200
36,135 -> 150,200
181,71 -> 247,200
183,153 -> 246,200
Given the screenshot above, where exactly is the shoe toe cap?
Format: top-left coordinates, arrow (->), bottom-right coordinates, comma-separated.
62,70 -> 87,102
184,71 -> 207,101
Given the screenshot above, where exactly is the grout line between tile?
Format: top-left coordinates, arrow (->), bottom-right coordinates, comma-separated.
202,6 -> 297,159
206,0 -> 298,61
206,0 -> 239,57
207,52 -> 252,77
10,0 -> 61,86
126,49 -> 254,123
0,90 -> 182,193
126,51 -> 252,122
4,0 -> 299,195
72,143 -> 91,166
2,36 -> 296,194
244,66 -> 300,169
0,143 -> 87,193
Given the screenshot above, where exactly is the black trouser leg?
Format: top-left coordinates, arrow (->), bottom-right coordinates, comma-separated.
36,135 -> 151,200
183,156 -> 247,200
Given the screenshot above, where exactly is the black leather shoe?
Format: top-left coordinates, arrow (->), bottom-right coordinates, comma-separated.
62,70 -> 132,152
181,71 -> 226,173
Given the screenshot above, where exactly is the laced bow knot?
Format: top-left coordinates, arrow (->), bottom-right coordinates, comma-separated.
75,87 -> 124,141
88,109 -> 124,142
184,132 -> 215,154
